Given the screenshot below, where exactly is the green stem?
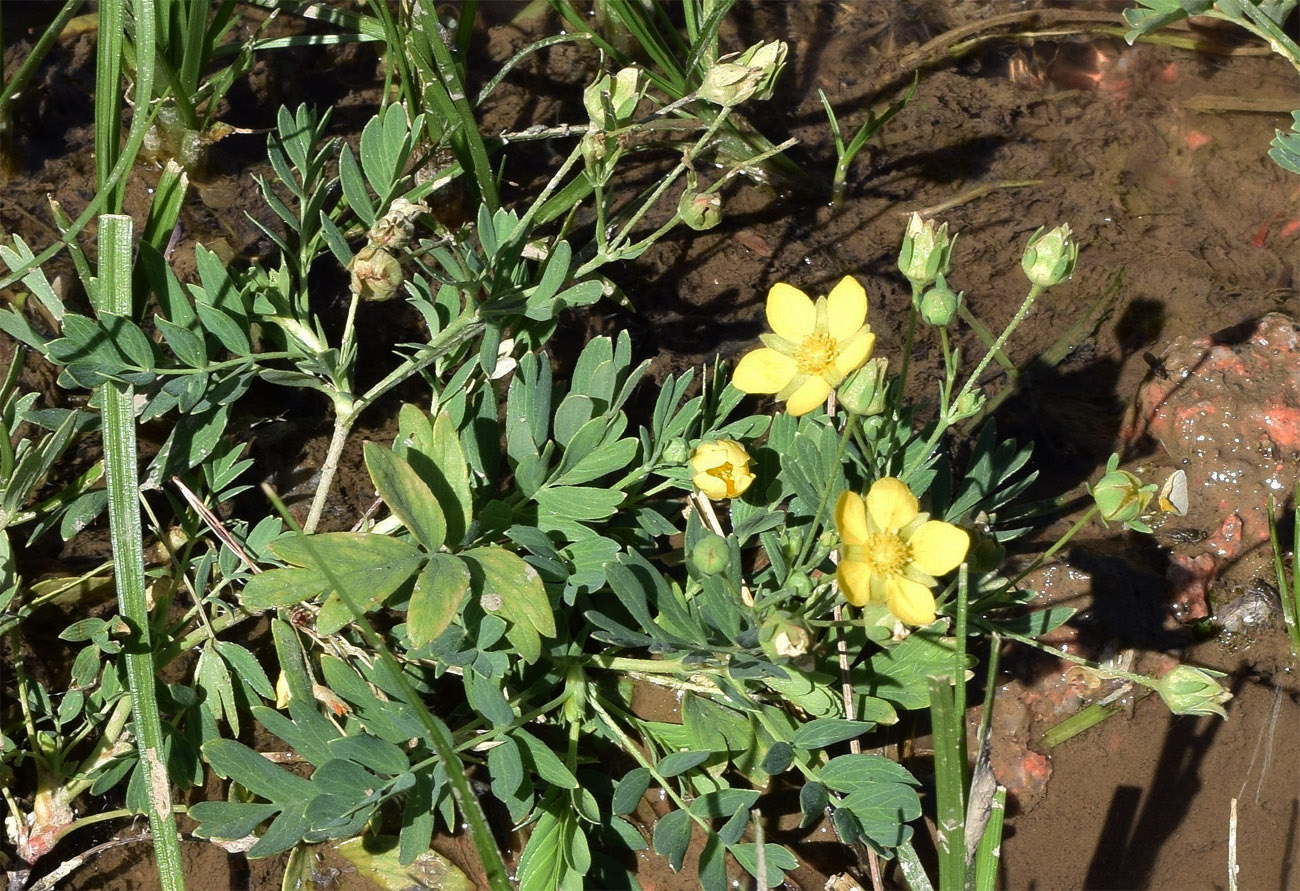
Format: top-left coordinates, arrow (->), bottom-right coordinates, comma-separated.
903,284 -> 1043,484
96,215 -> 185,891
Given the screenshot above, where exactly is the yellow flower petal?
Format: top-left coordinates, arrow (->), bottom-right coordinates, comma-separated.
910,520 -> 969,576
837,560 -> 874,607
784,375 -> 831,416
688,441 -> 725,474
867,477 -> 919,531
834,490 -> 870,544
766,282 -> 816,342
733,348 -> 797,394
826,276 -> 868,340
692,470 -> 728,501
832,330 -> 876,379
886,575 -> 937,625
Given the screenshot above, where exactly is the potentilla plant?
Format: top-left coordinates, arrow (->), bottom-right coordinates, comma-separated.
173,200 -> 1229,891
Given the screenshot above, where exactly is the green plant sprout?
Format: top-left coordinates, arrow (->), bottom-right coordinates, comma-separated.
819,76 -> 916,207
1268,482 -> 1300,655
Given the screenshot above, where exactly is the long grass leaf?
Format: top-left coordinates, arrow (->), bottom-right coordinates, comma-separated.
96,214 -> 186,891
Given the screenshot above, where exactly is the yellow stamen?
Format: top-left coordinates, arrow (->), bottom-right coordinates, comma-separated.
794,332 -> 838,375
863,532 -> 911,577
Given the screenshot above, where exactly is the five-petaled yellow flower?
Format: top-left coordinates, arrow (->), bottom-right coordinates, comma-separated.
690,439 -> 755,501
733,277 -> 876,416
835,477 -> 969,625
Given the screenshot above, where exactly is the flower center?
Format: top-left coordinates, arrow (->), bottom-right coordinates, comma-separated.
863,532 -> 911,578
794,332 -> 838,376
708,462 -> 740,497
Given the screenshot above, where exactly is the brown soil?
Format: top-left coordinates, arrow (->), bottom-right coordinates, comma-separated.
3,0 -> 1299,888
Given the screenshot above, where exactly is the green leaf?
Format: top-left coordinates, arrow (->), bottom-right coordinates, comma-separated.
242,533 -> 423,625
535,485 -> 624,521
699,831 -> 727,891
731,844 -> 797,887
861,629 -> 965,711
689,789 -> 760,820
651,808 -> 691,872
407,554 -> 471,648
97,312 -> 155,369
553,437 -> 639,487
189,801 -> 279,841
760,742 -> 794,776
155,317 -> 206,367
820,752 -> 922,847
513,729 -> 579,790
364,442 -> 447,552
204,738 -> 313,803
988,606 -> 1076,637
612,767 -> 652,815
240,565 -> 331,610
656,750 -> 710,777
461,546 -> 555,663
214,641 -> 274,700
328,736 -> 410,778
763,669 -> 842,720
335,835 -> 474,891
465,668 -> 515,727
791,718 -> 876,749
193,302 -> 250,355
425,411 -> 473,545
517,791 -> 575,891
553,394 -> 594,447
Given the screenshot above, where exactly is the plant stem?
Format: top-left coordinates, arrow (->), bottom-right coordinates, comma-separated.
95,215 -> 185,891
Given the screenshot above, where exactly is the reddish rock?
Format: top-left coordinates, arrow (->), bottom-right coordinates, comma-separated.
1123,313 -> 1300,622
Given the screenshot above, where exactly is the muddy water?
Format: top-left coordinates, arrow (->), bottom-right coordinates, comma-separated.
4,0 -> 1300,888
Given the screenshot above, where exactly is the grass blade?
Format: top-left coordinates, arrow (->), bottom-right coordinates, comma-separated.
96,214 -> 186,891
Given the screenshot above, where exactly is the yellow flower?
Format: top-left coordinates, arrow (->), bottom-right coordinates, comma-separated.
834,477 -> 969,625
690,439 -> 755,500
732,277 -> 876,416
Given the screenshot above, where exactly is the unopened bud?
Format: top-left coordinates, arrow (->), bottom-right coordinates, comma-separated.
899,212 -> 953,288
1155,664 -> 1231,719
583,67 -> 645,129
919,273 -> 961,326
1089,453 -> 1155,529
679,189 -> 723,231
699,41 -> 787,107
760,611 -> 813,660
1022,223 -> 1078,287
691,533 -> 731,575
350,245 -> 404,302
837,356 -> 889,416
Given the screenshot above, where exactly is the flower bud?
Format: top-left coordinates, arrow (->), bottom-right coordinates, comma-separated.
952,390 -> 985,420
898,212 -> 953,288
699,41 -> 787,107
785,572 -> 813,597
1022,223 -> 1078,287
583,67 -> 645,129
919,273 -> 961,326
350,245 -> 404,302
368,197 -> 429,250
690,439 -> 755,500
1089,453 -> 1155,528
662,437 -> 690,465
690,533 -> 730,575
837,356 -> 889,416
760,611 -> 813,660
679,188 -> 723,231
1155,664 -> 1231,718
580,131 -> 612,172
